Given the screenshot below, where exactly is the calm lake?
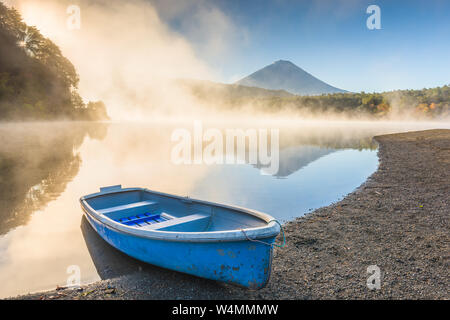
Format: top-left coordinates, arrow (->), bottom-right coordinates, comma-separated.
0,120 -> 447,297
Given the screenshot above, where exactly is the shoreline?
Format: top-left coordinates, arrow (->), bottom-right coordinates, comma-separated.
10,129 -> 449,300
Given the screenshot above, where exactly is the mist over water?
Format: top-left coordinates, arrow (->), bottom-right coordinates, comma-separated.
5,0 -> 219,119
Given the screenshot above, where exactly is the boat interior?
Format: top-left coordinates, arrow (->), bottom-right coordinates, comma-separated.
83,189 -> 268,232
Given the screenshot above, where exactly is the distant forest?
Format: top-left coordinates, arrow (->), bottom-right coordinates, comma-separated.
0,3 -> 108,121
250,86 -> 450,119
183,78 -> 450,119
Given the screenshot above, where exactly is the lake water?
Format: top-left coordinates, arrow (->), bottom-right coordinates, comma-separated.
0,120 -> 447,297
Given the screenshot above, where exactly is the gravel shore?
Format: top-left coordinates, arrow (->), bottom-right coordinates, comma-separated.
11,129 -> 449,300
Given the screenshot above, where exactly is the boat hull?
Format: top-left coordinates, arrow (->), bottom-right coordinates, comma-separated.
83,207 -> 276,289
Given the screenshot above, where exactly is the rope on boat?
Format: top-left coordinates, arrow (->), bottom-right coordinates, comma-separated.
240,219 -> 286,248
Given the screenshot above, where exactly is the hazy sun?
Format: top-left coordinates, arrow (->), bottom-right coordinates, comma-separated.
14,1 -> 67,41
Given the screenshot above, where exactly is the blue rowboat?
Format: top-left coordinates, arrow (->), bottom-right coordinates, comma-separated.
80,185 -> 282,289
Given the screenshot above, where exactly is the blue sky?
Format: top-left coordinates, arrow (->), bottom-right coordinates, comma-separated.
154,0 -> 450,93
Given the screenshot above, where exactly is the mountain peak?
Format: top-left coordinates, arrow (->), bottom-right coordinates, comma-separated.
271,60 -> 299,68
235,60 -> 346,96
274,59 -> 292,64
273,59 -> 295,65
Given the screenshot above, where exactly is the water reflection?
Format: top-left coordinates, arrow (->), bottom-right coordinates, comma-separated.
0,122 -> 108,236
0,120 -> 446,298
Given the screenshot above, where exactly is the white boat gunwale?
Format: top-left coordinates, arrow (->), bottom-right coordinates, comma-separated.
80,187 -> 280,243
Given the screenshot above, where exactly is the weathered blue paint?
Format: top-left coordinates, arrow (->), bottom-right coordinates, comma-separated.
80,186 -> 280,289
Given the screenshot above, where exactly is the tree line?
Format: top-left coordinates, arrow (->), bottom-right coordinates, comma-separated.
0,2 -> 108,121
244,85 -> 450,119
